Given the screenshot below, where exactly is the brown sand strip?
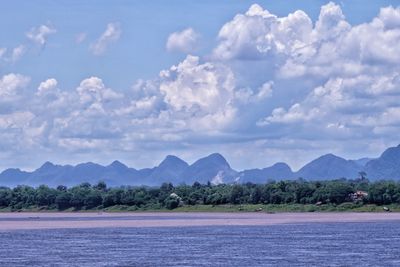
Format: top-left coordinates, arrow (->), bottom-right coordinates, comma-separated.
0,212 -> 399,230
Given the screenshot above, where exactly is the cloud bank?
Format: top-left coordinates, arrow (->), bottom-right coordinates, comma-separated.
2,2 -> 400,169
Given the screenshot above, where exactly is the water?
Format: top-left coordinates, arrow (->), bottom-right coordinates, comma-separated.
0,222 -> 399,266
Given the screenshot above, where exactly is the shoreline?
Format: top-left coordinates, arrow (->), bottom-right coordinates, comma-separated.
0,212 -> 400,231
2,203 -> 399,213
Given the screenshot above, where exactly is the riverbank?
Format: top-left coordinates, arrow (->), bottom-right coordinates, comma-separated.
1,203 -> 399,213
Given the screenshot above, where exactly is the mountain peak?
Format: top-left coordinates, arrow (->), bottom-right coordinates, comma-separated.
37,161 -> 56,171
203,153 -> 229,165
108,160 -> 127,169
296,153 -> 360,180
160,155 -> 187,164
270,162 -> 292,171
319,153 -> 341,160
42,161 -> 55,166
179,153 -> 237,184
380,145 -> 400,159
158,155 -> 188,169
165,155 -> 180,160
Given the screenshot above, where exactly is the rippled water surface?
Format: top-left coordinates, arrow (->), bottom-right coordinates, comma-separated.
1,222 -> 399,266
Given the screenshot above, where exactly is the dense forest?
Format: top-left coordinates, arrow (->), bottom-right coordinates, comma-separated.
0,178 -> 400,211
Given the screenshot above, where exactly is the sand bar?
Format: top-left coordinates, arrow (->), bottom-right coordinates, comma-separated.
0,212 -> 399,230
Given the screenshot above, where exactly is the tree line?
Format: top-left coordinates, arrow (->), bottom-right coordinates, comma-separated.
0,178 -> 399,211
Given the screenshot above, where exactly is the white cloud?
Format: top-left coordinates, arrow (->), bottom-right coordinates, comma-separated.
212,2 -> 400,80
314,1 -> 350,41
0,45 -> 26,63
10,45 -> 26,62
259,103 -> 321,126
0,111 -> 34,129
160,55 -> 234,113
256,81 -> 273,100
26,24 -> 56,47
234,81 -> 273,105
209,2 -> 400,165
378,6 -> 400,29
37,78 -> 58,96
213,4 -> 313,60
76,76 -> 122,104
90,23 -> 121,55
260,71 -> 400,142
0,73 -> 30,97
166,28 -> 199,53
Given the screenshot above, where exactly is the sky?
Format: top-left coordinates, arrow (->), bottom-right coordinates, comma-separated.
1,0 -> 400,171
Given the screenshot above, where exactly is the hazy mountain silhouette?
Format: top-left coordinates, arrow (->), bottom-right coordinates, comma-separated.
0,144 -> 399,187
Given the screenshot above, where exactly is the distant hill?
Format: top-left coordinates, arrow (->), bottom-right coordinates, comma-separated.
295,154 -> 361,180
146,155 -> 189,185
365,145 -> 400,180
237,163 -> 293,183
178,153 -> 237,185
0,144 -> 399,187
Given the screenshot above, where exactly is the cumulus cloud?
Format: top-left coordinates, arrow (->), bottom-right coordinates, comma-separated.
160,55 -> 234,112
0,73 -> 30,97
260,71 -> 400,142
252,4 -> 400,137
90,23 -> 121,55
26,24 -> 56,47
213,4 -> 314,60
159,55 -> 237,131
0,52 -> 241,158
37,78 -> 58,96
378,6 -> 400,29
166,28 -> 200,53
76,76 -> 122,103
210,2 -> 400,164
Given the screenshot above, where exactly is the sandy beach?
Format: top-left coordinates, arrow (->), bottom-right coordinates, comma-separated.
0,212 -> 399,230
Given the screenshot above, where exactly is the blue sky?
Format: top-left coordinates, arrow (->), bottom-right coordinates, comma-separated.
1,1 -> 400,171
2,0 -> 397,89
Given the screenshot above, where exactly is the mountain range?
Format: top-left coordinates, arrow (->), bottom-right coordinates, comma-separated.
0,145 -> 399,187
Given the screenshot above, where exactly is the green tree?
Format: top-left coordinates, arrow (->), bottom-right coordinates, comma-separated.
164,196 -> 179,209
36,185 -> 57,206
55,192 -> 72,210
0,187 -> 12,207
230,184 -> 244,204
94,181 -> 107,192
84,190 -> 103,209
